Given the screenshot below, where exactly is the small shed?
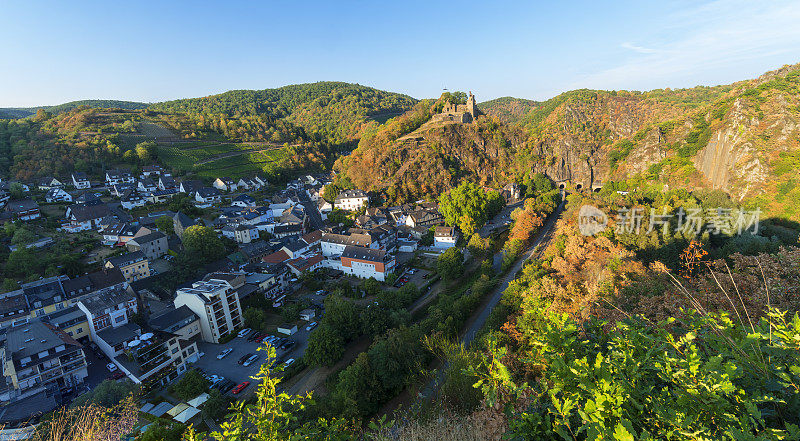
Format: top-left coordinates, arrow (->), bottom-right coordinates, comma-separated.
299,309 -> 316,321
277,324 -> 298,335
187,393 -> 209,408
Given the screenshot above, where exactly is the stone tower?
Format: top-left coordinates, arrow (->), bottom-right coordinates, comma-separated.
466,92 -> 477,119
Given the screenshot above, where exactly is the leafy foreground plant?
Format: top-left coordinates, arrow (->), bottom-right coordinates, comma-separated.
183,344 -> 357,441
471,308 -> 800,440
33,396 -> 138,441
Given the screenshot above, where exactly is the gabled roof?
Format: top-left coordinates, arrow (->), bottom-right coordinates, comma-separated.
106,250 -> 147,268
301,230 -> 323,245
263,249 -> 290,264
197,187 -> 221,198
335,189 -> 367,200
434,226 -> 457,237
6,198 -> 39,213
131,227 -> 167,244
341,245 -> 386,263
173,212 -> 196,229
233,194 -> 255,203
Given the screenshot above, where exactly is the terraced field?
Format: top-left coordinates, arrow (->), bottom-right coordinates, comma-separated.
156,142 -> 291,179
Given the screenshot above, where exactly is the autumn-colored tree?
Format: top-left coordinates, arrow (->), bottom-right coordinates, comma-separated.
510,209 -> 543,244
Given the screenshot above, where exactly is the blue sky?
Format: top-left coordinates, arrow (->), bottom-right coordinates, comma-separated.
2,0 -> 800,107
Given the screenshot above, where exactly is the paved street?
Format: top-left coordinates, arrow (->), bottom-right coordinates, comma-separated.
298,191 -> 325,231
478,200 -> 523,238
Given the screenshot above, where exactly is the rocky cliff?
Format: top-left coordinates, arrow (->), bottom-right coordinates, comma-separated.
336,64 -> 800,220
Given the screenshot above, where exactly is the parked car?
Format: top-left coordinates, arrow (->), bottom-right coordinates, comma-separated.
217,348 -> 234,360
106,363 -> 117,372
230,381 -> 250,394
109,371 -> 125,380
284,358 -> 295,367
243,354 -> 260,367
281,340 -> 296,351
214,379 -> 235,392
422,273 -> 430,279
238,328 -> 253,338
305,322 -> 318,332
238,353 -> 252,365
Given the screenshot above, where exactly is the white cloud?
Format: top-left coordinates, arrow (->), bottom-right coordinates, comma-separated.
621,42 -> 658,54
573,0 -> 800,91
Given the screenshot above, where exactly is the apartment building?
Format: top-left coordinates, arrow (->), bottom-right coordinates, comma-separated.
333,189 -> 369,211
1,321 -> 88,400
76,287 -> 138,351
339,246 -> 395,281
173,279 -> 243,343
104,251 -> 150,283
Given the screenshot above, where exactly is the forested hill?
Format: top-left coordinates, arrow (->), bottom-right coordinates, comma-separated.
0,100 -> 149,118
148,82 -> 417,145
334,63 -> 800,221
479,96 -> 538,124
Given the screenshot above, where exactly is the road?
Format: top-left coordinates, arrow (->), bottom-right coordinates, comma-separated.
418,198 -> 565,399
462,200 -> 564,345
298,189 -> 325,231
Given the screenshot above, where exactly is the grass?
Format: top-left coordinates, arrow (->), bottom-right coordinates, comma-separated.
156,142 -> 291,178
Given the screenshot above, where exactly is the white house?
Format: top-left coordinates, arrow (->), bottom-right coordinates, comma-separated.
137,178 -> 157,192
120,190 -> 146,210
195,187 -> 222,205
45,187 -> 73,203
234,224 -> 259,244
37,177 -> 64,190
213,177 -> 237,192
237,177 -> 263,191
433,226 -> 459,249
157,175 -> 177,191
105,170 -> 135,186
334,189 -> 369,211
72,172 -> 91,189
231,194 -> 256,208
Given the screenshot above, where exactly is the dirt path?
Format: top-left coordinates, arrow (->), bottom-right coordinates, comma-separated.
284,336 -> 373,396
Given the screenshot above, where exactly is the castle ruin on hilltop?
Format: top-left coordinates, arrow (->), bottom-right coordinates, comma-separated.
432,91 -> 483,123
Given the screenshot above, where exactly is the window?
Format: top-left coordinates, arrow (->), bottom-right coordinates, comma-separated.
171,348 -> 179,354
187,347 -> 194,355
76,327 -> 83,334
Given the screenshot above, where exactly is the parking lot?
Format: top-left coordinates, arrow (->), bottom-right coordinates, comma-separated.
191,323 -> 315,397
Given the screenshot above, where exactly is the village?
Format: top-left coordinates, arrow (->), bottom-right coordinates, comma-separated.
0,164 -> 504,428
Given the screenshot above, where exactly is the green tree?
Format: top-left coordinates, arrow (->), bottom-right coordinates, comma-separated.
182,225 -> 225,262
202,388 -> 232,421
139,418 -> 185,441
70,380 -> 138,409
305,324 -> 345,367
438,182 -> 504,236
243,307 -> 267,330
437,247 -> 464,281
362,277 -> 380,296
155,215 -> 175,235
169,369 -> 209,401
323,295 -> 362,341
5,248 -> 38,278
9,182 -> 24,199
10,227 -> 35,246
135,141 -> 156,162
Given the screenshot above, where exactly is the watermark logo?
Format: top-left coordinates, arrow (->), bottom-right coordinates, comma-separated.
578,205 -> 608,236
578,205 -> 761,237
